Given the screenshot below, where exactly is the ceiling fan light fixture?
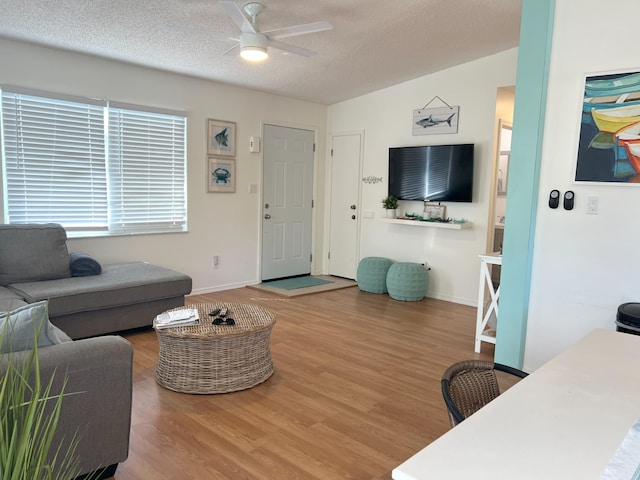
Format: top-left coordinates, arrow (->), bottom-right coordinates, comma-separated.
240,32 -> 268,62
241,46 -> 268,62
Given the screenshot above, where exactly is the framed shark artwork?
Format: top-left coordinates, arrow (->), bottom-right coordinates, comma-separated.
412,106 -> 459,135
207,119 -> 236,157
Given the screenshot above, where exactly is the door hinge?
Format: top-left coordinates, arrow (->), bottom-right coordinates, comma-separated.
313,143 -> 316,152
310,253 -> 313,262
311,199 -> 314,208
331,148 -> 333,156
328,251 -> 331,259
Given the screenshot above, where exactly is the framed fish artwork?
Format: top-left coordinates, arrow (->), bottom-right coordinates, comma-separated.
207,119 -> 236,157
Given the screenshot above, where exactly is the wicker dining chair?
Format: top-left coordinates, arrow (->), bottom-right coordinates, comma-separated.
441,359 -> 528,427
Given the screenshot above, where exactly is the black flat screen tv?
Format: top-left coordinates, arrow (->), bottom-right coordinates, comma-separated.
388,144 -> 474,202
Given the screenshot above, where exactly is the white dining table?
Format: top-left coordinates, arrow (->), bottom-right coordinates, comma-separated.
392,329 -> 640,480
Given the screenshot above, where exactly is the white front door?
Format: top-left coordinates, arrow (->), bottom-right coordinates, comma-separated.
261,124 -> 315,281
328,132 -> 363,279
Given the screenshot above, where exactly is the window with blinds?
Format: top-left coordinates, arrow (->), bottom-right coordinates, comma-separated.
0,87 -> 187,236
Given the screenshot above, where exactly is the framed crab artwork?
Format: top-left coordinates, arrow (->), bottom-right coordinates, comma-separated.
207,157 -> 236,193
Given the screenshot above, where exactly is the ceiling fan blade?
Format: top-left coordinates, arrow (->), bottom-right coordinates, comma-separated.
222,42 -> 241,56
219,1 -> 256,34
265,21 -> 333,40
268,39 -> 316,57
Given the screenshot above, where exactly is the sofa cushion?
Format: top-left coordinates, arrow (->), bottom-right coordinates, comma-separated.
0,286 -> 26,302
0,286 -> 28,312
0,223 -> 71,286
8,262 -> 192,318
0,301 -> 72,353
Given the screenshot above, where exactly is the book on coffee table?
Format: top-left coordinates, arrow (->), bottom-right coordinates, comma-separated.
153,308 -> 200,329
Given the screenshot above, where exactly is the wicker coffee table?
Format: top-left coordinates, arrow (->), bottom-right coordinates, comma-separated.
154,302 -> 276,394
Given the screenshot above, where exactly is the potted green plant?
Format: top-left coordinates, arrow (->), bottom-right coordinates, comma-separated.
382,195 -> 398,218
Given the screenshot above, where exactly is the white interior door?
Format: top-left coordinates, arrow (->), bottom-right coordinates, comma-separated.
328,132 -> 362,279
261,124 -> 315,281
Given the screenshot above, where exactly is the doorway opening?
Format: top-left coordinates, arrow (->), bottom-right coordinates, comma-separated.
488,86 -> 515,287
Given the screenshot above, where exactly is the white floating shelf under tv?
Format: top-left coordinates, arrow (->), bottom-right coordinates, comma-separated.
381,218 -> 473,229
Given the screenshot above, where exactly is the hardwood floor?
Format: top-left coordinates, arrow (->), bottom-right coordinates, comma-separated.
115,286 -> 494,479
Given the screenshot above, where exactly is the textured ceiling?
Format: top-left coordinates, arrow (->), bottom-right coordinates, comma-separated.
0,0 -> 522,105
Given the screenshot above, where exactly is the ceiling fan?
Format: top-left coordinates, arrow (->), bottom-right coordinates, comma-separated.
218,1 -> 333,62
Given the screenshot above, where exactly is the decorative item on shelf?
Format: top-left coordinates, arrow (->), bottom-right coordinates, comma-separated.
362,176 -> 383,184
207,119 -> 236,157
381,195 -> 398,218
424,202 -> 446,220
413,95 -> 459,136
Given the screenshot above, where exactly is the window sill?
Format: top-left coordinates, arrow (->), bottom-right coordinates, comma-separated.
65,229 -> 188,239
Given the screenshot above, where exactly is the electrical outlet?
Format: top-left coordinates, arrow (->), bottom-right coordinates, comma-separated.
586,196 -> 599,215
213,256 -> 219,269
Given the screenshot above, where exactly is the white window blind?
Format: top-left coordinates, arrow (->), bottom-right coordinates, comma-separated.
2,90 -> 108,227
108,105 -> 187,234
1,87 -> 187,236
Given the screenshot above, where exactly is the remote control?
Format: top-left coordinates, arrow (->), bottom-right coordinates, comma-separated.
208,308 -> 221,317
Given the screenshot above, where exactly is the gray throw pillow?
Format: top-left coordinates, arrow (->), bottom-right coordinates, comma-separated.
0,301 -> 71,353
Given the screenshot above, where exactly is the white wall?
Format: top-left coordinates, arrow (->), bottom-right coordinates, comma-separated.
524,0 -> 640,370
0,38 -> 327,294
327,49 -> 518,305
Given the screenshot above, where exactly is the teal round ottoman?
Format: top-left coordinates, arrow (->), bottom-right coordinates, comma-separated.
386,262 -> 429,301
357,257 -> 393,294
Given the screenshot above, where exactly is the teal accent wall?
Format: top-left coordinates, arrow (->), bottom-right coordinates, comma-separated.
494,0 -> 555,368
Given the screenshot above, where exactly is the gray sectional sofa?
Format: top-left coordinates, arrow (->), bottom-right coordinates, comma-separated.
0,223 -> 192,339
0,223 -> 193,478
0,333 -> 135,479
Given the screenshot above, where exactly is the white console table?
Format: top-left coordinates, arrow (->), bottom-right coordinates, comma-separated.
475,252 -> 501,353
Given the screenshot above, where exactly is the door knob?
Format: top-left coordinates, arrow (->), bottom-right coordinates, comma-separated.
264,214 -> 271,219
351,215 -> 356,220
350,205 -> 356,210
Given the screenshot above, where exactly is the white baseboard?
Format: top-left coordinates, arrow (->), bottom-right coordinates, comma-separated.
427,292 -> 477,308
189,281 -> 255,296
